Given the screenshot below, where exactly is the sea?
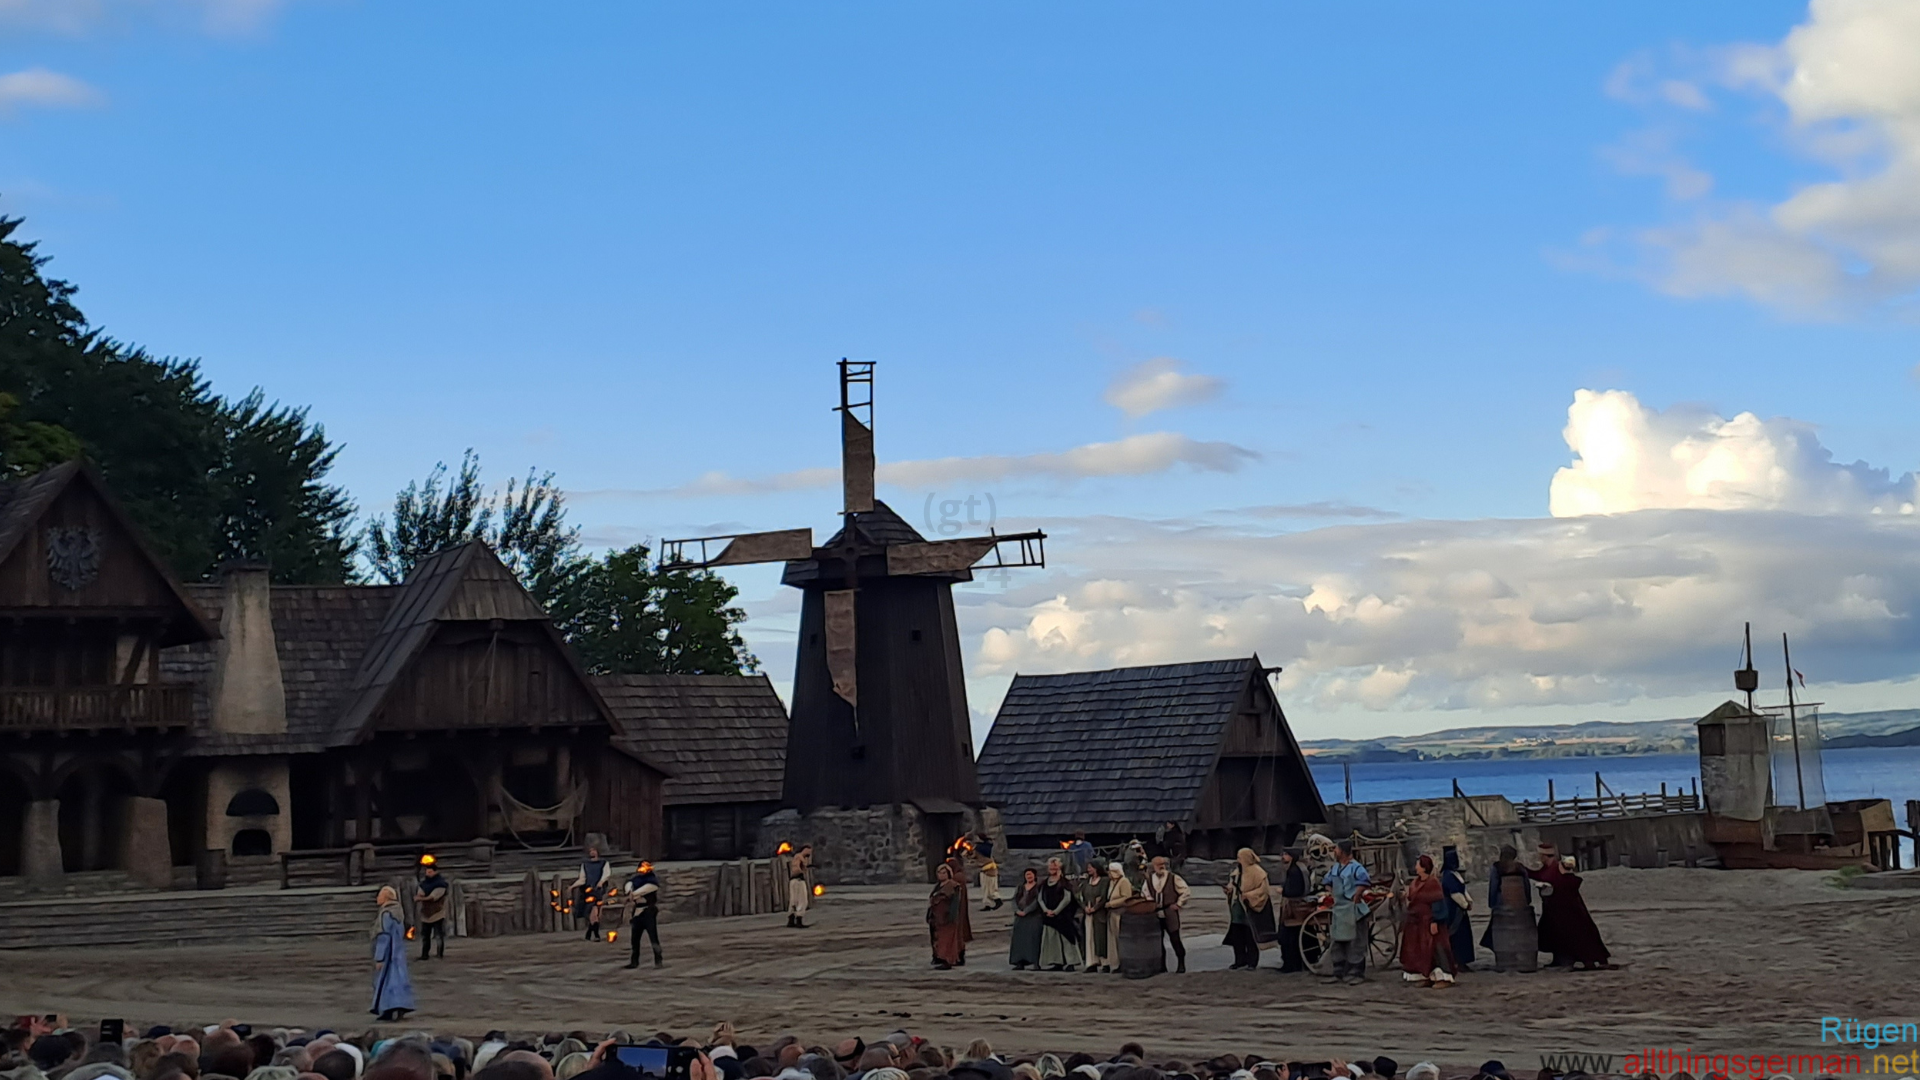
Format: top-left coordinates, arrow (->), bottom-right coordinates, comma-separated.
1307,745 -> 1920,863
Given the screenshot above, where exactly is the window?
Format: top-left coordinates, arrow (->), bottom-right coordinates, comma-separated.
231,828 -> 273,857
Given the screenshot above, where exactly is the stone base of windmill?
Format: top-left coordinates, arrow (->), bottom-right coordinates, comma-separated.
756,804 -> 1005,885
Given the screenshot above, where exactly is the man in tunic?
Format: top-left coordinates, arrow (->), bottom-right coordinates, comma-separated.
1324,840 -> 1372,984
1037,856 -> 1083,971
413,856 -> 449,961
623,861 -> 662,969
787,844 -> 814,928
573,845 -> 612,941
1139,854 -> 1192,973
966,831 -> 1001,911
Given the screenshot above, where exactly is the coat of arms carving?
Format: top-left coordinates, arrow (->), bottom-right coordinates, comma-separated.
45,525 -> 103,591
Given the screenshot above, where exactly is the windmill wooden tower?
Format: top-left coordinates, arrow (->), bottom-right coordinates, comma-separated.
663,361 -> 1045,814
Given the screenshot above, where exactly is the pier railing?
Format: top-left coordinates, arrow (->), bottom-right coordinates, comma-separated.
1514,790 -> 1700,823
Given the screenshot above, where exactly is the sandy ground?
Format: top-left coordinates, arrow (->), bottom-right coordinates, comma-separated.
5,868 -> 1915,1071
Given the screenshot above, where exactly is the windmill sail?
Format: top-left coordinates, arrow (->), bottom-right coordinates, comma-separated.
824,588 -> 858,708
842,411 -> 874,514
707,528 -> 814,566
886,537 -> 1000,576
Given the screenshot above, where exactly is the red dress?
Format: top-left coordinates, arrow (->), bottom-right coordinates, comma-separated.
1399,875 -> 1457,977
928,878 -> 970,966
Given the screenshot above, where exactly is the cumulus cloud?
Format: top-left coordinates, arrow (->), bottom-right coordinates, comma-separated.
967,508 -> 1920,715
1548,388 -> 1919,516
0,69 -> 103,113
961,388 -> 1920,719
1103,358 -> 1224,418
586,431 -> 1258,500
1608,0 -> 1920,316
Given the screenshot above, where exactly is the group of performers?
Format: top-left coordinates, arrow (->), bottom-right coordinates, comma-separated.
1000,849 -> 1192,973
1394,839 -> 1611,986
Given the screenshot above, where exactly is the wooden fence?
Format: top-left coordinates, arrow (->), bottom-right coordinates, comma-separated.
1515,790 -> 1700,823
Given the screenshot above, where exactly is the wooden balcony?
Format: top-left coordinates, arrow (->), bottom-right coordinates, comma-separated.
0,684 -> 196,731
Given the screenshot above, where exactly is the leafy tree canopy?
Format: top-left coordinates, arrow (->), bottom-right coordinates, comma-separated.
553,544 -> 758,676
0,215 -> 356,582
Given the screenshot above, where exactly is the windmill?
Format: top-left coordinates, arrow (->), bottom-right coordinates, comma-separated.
662,360 -> 1046,813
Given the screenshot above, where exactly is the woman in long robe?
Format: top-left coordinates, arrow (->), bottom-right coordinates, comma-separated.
1439,848 -> 1475,971
370,885 -> 415,1021
928,863 -> 969,969
1540,857 -> 1610,969
1101,861 -> 1134,974
1037,857 -> 1083,971
1480,844 -> 1537,973
1398,855 -> 1456,986
1276,848 -> 1310,974
1009,868 -> 1043,969
1077,860 -> 1110,972
1222,848 -> 1273,970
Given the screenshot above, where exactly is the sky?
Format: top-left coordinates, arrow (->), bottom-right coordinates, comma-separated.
6,0 -> 1920,742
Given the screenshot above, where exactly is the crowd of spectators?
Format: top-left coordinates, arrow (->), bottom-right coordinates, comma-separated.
4,1016 -> 1623,1080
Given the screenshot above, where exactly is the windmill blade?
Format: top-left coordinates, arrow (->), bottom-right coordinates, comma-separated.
824,589 -> 858,708
660,528 -> 814,569
842,411 -> 874,514
887,531 -> 1047,575
886,537 -> 1000,576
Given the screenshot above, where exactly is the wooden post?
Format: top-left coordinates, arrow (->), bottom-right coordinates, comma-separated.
1547,779 -> 1555,805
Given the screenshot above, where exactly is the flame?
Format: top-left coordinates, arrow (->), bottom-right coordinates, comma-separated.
607,931 -> 618,942
776,842 -> 793,856
419,854 -> 436,866
405,927 -> 415,939
946,836 -> 975,856
812,884 -> 826,897
1059,840 -> 1072,850
638,861 -> 653,874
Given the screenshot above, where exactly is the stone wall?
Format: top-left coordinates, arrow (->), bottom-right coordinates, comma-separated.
204,757 -> 293,857
754,804 -> 1006,884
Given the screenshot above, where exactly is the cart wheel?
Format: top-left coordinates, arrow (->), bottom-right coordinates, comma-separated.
1368,904 -> 1401,967
1299,909 -> 1334,975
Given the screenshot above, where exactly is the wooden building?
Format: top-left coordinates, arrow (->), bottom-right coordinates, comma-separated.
976,656 -> 1327,857
0,462 -> 668,888
597,673 -> 788,861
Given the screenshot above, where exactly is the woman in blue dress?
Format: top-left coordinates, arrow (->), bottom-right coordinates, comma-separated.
371,885 -> 416,1021
1439,847 -> 1475,971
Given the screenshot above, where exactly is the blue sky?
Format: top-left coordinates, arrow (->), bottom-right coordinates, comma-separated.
7,0 -> 1920,740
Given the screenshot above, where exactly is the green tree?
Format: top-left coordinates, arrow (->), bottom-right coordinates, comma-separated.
363,449 -> 586,605
553,544 -> 758,675
0,214 -> 357,583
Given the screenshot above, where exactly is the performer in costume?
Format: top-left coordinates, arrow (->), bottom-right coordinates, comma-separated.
1101,861 -> 1134,973
927,862 -> 970,969
1439,847 -> 1475,970
1037,856 -> 1083,971
414,856 -> 448,960
573,845 -> 612,940
1223,847 -> 1274,970
1275,848 -> 1310,974
1008,867 -> 1043,969
370,885 -> 415,1022
1397,854 -> 1456,986
1139,854 -> 1191,973
787,844 -> 814,928
623,861 -> 662,968
1324,840 -> 1372,983
1481,844 -> 1538,973
1537,855 -> 1609,969
1076,859 -> 1109,972
944,854 -> 973,960
972,832 -> 1002,911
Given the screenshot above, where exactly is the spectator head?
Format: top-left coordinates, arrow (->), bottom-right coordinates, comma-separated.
1120,1050 -> 1147,1066
498,1051 -> 553,1080
742,1060 -> 776,1079
366,1044 -> 435,1080
250,1037 -> 281,1071
552,1056 -> 589,1080
777,1047 -> 804,1071
832,1042 -> 865,1070
205,1048 -> 257,1080
858,1050 -> 899,1074
1404,1068 -> 1438,1080
203,1033 -> 244,1059
312,1050 -> 360,1080
32,1032 -> 77,1071
153,1052 -> 200,1080
470,1062 -> 549,1080
797,1054 -> 841,1080
1370,1062 -> 1396,1080
950,1061 -> 1014,1080
710,1027 -> 737,1052
174,1041 -> 203,1063
1035,1057 -> 1064,1080
88,1043 -> 132,1067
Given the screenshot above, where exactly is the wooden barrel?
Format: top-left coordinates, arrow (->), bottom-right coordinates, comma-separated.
1116,909 -> 1166,980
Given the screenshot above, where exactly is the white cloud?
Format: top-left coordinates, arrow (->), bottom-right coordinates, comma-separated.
967,507 -> 1920,716
1548,388 -> 1918,516
598,431 -> 1258,499
0,68 -> 103,113
1609,0 -> 1920,316
963,388 -> 1920,720
1103,357 -> 1224,418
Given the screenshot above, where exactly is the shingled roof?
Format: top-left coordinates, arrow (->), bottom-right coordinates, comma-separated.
163,584 -> 400,755
977,656 -> 1322,836
597,674 -> 788,806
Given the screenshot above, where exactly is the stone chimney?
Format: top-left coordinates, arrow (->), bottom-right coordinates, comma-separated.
209,561 -> 286,734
